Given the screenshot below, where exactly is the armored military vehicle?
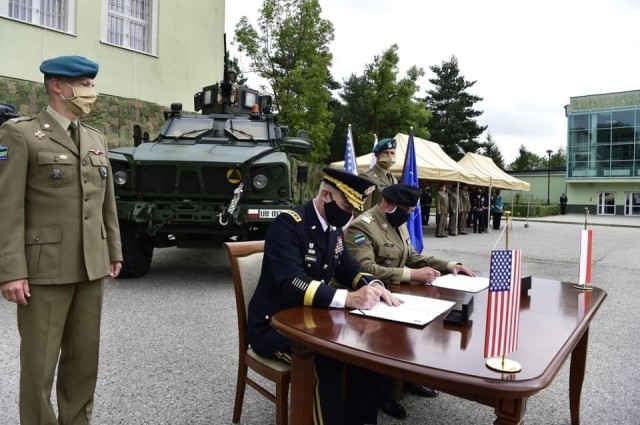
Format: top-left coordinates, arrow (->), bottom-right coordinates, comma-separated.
108,66 -> 312,278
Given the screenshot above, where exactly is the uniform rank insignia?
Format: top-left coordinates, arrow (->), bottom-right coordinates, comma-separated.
35,131 -> 46,139
0,144 -> 7,160
99,165 -> 108,179
282,210 -> 302,222
361,215 -> 373,224
89,148 -> 104,155
305,255 -> 317,263
52,168 -> 63,180
335,235 -> 344,255
354,232 -> 366,245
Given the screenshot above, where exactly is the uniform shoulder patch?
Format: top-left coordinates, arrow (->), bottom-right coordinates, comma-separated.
353,232 -> 366,245
10,115 -> 36,123
282,210 -> 302,222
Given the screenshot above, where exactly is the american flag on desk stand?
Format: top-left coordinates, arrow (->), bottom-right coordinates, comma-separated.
344,124 -> 358,175
484,249 -> 522,359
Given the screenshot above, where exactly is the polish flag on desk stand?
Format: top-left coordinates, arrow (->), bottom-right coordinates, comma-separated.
484,249 -> 522,373
574,208 -> 594,291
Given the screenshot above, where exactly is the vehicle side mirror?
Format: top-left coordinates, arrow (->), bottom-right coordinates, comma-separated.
279,137 -> 313,156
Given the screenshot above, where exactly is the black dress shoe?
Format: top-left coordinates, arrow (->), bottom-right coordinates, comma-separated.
404,382 -> 439,398
379,397 -> 407,419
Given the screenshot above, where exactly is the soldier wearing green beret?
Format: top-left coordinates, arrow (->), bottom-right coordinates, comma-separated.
0,55 -> 122,425
357,138 -> 398,215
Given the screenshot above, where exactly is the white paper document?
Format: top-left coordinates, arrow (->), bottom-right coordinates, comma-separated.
431,274 -> 489,293
350,293 -> 455,326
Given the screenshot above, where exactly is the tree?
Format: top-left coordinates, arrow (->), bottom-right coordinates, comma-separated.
550,146 -> 566,168
328,45 -> 431,162
234,0 -> 335,162
480,132 -> 506,170
509,144 -> 544,171
424,55 -> 487,160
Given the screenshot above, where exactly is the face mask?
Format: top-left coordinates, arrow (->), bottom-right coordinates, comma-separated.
324,196 -> 353,227
60,82 -> 97,117
377,153 -> 396,170
386,206 -> 411,228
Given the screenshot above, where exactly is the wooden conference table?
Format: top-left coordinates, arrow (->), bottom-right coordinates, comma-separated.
271,277 -> 606,425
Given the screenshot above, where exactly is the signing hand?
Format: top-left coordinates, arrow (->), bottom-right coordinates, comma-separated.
451,264 -> 476,277
410,267 -> 441,285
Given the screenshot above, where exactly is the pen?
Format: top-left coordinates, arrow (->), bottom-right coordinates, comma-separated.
356,309 -> 367,316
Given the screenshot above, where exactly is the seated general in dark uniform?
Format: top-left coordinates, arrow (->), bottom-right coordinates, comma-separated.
248,167 -> 401,425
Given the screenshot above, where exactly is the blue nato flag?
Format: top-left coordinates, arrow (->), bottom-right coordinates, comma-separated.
401,130 -> 424,253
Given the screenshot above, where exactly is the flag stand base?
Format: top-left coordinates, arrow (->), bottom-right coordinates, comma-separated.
573,284 -> 594,291
485,357 -> 522,373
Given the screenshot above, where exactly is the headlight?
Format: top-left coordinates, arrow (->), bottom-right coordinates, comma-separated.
252,174 -> 268,190
113,170 -> 128,186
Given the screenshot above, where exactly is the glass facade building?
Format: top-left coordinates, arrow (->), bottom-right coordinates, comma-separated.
565,91 -> 640,216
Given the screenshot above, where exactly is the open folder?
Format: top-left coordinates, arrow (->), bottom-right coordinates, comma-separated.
431,274 -> 489,293
350,293 -> 455,326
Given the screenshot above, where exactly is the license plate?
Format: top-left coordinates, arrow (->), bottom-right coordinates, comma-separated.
247,209 -> 283,220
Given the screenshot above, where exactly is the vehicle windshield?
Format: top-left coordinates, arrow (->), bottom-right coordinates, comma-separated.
226,120 -> 269,141
163,117 -> 214,139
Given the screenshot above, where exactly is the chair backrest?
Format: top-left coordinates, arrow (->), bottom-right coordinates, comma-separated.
225,241 -> 265,349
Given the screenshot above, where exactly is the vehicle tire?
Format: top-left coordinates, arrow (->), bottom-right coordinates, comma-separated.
119,223 -> 155,278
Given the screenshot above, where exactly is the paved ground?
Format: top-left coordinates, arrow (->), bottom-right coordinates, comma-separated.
1,214 -> 639,424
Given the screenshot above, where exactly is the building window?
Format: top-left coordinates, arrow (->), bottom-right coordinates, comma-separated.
102,0 -> 157,55
625,192 -> 640,216
1,0 -> 74,32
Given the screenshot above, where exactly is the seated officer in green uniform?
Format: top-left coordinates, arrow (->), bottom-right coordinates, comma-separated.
357,138 -> 398,215
0,55 -> 122,425
345,184 -> 475,419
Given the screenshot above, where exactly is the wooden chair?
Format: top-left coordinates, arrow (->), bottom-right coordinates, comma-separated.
224,241 -> 290,425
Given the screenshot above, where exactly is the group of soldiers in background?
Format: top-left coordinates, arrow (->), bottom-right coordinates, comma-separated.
421,183 -> 504,236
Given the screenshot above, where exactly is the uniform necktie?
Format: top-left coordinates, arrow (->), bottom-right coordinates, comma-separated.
68,122 -> 79,148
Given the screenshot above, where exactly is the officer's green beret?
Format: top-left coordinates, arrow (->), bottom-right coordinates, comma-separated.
382,184 -> 422,207
40,55 -> 99,79
372,138 -> 396,154
323,167 -> 375,211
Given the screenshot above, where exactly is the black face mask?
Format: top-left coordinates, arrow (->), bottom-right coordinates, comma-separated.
324,199 -> 353,227
386,207 -> 411,228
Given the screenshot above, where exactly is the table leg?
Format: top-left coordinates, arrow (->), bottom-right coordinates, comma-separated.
289,340 -> 315,425
569,328 -> 589,425
494,397 -> 527,425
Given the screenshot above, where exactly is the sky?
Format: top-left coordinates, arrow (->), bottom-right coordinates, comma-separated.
225,0 -> 640,164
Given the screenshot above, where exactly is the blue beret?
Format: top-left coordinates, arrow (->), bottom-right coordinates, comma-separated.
373,138 -> 396,154
40,55 -> 99,79
323,167 -> 375,211
382,184 -> 422,207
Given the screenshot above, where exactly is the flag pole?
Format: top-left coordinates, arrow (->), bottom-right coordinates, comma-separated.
574,207 -> 594,291
486,211 -> 522,373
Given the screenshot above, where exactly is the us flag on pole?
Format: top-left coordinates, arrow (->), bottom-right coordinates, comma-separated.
344,125 -> 358,175
578,229 -> 593,284
484,249 -> 522,358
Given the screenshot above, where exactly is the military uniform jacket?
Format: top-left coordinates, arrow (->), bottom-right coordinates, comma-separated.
247,201 -> 376,349
436,190 -> 448,215
358,163 -> 397,213
0,110 -> 122,285
345,206 -> 451,285
448,190 -> 459,213
461,190 -> 471,212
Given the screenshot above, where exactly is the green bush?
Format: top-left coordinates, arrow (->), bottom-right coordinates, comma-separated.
508,204 -> 559,218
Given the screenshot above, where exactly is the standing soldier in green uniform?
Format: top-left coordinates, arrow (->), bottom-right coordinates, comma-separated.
447,185 -> 459,236
0,55 -> 122,425
357,138 -> 398,215
435,182 -> 449,238
459,184 -> 470,235
345,184 -> 475,419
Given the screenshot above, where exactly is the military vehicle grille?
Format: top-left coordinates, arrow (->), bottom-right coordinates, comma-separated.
136,165 -> 236,195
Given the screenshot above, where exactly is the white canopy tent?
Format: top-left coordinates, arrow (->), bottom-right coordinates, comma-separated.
331,133 -> 490,186
458,152 -> 530,191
